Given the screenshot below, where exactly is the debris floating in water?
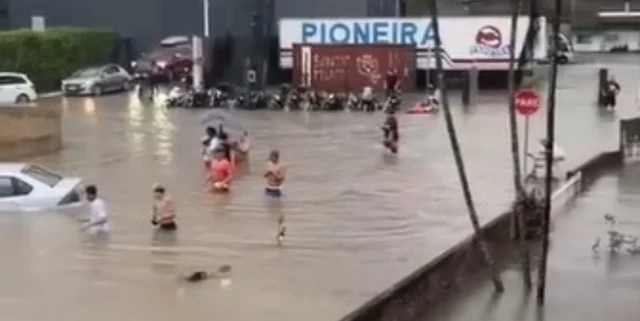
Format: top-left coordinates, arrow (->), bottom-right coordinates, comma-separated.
183,265 -> 232,283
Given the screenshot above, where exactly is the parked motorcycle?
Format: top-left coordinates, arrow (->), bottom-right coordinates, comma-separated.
322,93 -> 344,111
285,89 -> 303,110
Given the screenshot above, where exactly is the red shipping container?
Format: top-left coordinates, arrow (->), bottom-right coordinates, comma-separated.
292,44 -> 416,93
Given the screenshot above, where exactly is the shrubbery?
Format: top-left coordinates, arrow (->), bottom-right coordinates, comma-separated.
0,28 -> 117,92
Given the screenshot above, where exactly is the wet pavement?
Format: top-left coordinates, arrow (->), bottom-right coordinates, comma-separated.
421,165 -> 640,321
1,53 -> 639,321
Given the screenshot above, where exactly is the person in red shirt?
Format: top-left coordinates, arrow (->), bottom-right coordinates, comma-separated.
207,149 -> 233,192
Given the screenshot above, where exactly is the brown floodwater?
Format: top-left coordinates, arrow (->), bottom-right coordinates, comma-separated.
0,53 -> 637,321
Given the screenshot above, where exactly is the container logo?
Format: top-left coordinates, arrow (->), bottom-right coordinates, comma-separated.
470,25 -> 510,57
475,26 -> 501,48
356,54 -> 382,85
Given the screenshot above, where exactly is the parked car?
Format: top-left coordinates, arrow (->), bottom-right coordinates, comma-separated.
61,64 -> 133,96
0,163 -> 84,211
0,72 -> 37,106
130,36 -> 193,81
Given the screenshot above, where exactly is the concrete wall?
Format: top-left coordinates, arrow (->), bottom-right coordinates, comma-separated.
0,106 -> 62,160
339,150 -> 622,321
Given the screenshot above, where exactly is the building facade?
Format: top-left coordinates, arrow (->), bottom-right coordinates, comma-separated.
3,0 -> 401,82
3,0 -> 403,51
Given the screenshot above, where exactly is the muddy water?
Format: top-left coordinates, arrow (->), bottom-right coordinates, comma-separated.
0,54 -> 638,321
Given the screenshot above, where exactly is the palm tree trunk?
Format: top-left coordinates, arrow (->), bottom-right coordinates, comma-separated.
537,0 -> 563,305
427,0 -> 504,292
507,0 -> 532,289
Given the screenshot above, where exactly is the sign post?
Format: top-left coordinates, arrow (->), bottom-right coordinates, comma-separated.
515,89 -> 541,178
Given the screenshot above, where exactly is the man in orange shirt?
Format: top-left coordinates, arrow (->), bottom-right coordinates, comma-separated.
208,149 -> 233,192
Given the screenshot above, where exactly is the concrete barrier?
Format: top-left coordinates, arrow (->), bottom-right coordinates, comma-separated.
0,106 -> 62,160
339,151 -> 622,321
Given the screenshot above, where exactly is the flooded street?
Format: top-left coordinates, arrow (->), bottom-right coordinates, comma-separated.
1,53 -> 639,321
421,165 -> 640,321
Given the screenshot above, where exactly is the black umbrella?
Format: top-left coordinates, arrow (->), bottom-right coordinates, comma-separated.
200,110 -> 247,143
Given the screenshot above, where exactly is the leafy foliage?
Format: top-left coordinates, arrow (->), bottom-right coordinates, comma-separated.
0,28 -> 117,91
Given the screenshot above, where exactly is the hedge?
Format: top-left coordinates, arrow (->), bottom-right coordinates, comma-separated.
0,28 -> 117,92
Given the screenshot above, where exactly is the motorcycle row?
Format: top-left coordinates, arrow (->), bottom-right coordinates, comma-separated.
164,84 -> 403,113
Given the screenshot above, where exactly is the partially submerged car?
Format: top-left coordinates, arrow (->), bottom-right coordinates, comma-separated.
61,64 -> 133,96
131,36 -> 193,81
0,163 -> 84,211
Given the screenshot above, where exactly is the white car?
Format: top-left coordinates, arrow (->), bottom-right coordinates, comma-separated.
0,72 -> 38,106
0,163 -> 84,211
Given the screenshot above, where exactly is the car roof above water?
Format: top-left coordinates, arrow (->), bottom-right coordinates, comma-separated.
0,162 -> 27,173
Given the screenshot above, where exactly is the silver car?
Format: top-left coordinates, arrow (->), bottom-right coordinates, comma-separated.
61,64 -> 133,96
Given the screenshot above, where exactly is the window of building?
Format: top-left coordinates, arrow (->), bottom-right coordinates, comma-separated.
604,34 -> 620,42
576,34 -> 592,44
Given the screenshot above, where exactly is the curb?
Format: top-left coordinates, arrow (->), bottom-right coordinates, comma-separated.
39,91 -> 62,99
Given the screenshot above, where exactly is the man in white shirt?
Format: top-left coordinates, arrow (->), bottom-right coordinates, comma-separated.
361,86 -> 375,111
81,185 -> 109,234
202,126 -> 220,168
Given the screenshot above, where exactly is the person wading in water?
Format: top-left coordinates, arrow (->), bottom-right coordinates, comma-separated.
80,185 -> 110,234
381,110 -> 399,154
264,149 -> 285,198
264,149 -> 286,244
202,126 -> 218,168
208,148 -> 233,192
151,185 -> 178,231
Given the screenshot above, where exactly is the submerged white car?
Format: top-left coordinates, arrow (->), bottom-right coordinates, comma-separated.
0,163 -> 84,211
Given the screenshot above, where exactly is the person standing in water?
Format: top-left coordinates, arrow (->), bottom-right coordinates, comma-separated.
218,131 -> 235,165
264,150 -> 286,244
381,110 -> 399,154
208,148 -> 233,192
151,185 -> 177,231
81,185 -> 110,234
202,126 -> 218,168
264,149 -> 285,198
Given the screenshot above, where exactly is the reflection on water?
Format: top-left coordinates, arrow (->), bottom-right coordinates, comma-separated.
4,56 -> 640,321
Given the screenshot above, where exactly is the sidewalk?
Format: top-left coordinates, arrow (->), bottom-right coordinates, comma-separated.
420,170 -> 640,321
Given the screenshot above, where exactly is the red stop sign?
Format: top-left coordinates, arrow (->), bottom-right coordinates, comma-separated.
514,89 -> 541,116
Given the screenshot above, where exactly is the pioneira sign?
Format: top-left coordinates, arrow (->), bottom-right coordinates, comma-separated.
278,17 -> 547,70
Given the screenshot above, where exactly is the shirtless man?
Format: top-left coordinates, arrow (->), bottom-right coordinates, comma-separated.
208,149 -> 233,192
264,149 -> 285,198
264,150 -> 286,244
151,185 -> 177,231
